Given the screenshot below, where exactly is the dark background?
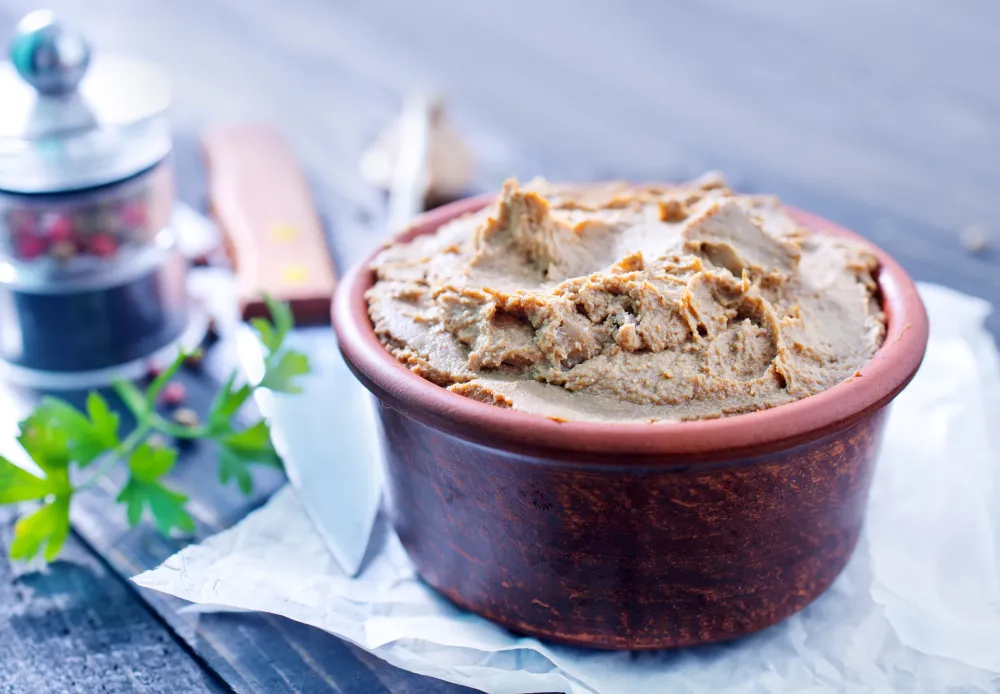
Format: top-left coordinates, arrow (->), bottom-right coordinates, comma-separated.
0,1 -> 998,692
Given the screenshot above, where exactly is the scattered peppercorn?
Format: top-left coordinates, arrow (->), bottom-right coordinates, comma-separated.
159,381 -> 187,406
962,224 -> 990,255
183,349 -> 204,370
171,407 -> 200,428
146,433 -> 169,449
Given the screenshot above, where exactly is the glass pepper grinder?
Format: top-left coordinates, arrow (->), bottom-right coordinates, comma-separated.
0,11 -> 198,389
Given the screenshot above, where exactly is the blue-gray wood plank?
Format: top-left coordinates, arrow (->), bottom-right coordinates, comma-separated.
1,1 -> 999,692
0,507 -> 228,693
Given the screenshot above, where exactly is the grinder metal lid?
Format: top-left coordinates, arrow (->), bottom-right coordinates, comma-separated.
0,11 -> 172,193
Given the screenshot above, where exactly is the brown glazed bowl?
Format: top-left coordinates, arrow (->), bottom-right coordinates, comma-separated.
332,193 -> 929,650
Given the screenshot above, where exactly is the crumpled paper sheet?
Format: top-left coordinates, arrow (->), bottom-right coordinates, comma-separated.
134,283 -> 1000,694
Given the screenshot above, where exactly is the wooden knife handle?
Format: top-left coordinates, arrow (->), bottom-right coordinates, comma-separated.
202,123 -> 337,324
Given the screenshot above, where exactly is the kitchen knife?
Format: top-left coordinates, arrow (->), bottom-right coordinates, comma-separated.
203,124 -> 337,323
202,123 -> 382,576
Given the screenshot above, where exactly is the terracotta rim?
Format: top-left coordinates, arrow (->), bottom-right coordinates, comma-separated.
333,193 -> 929,460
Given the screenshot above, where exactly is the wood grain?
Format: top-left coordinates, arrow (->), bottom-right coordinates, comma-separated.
0,507 -> 226,694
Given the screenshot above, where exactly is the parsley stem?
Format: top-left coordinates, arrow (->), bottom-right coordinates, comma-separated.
148,414 -> 208,439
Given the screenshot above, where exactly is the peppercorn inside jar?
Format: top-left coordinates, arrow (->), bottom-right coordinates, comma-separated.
0,161 -> 174,265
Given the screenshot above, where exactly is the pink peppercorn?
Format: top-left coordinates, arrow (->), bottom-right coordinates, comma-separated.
88,233 -> 118,258
46,215 -> 73,242
16,234 -> 47,260
119,200 -> 147,227
159,381 -> 187,406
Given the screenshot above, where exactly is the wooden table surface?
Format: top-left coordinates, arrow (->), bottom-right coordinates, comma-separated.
1,2 -> 999,692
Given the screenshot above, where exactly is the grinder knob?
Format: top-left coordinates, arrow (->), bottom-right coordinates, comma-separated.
10,10 -> 91,96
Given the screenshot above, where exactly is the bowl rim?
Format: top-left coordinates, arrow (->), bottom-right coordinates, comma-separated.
333,192 -> 929,460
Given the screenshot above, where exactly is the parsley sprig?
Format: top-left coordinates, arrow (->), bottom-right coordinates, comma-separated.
0,297 -> 310,563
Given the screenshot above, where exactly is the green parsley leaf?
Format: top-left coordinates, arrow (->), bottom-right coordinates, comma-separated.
9,495 -> 71,562
86,393 -> 120,447
217,420 -> 282,494
259,350 -> 311,394
206,372 -> 253,434
0,456 -> 62,503
117,443 -> 194,535
127,442 -> 177,481
17,410 -> 71,472
217,449 -> 254,494
265,294 -> 294,345
251,294 -> 294,355
30,395 -> 120,468
221,419 -> 279,458
250,318 -> 279,355
113,378 -> 150,418
117,481 -> 194,536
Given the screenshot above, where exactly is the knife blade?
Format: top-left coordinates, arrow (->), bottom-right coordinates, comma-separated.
201,123 -> 382,576
234,322 -> 383,576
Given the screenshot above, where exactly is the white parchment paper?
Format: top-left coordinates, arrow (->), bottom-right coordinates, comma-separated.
134,283 -> 1000,694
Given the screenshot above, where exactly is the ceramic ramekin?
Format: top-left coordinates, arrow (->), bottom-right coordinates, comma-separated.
333,193 -> 928,650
